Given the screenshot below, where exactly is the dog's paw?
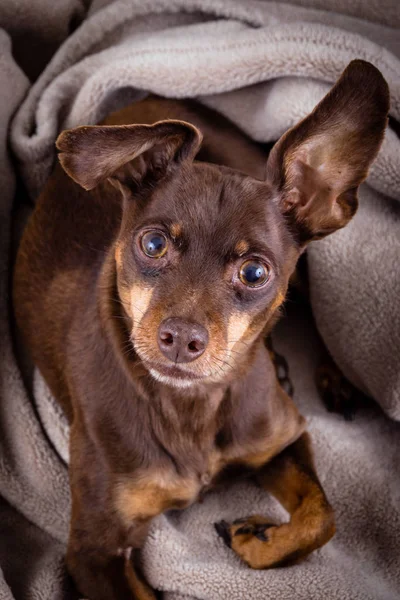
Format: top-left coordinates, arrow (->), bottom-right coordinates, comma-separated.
316,361 -> 362,421
214,513 -> 332,569
215,515 -> 276,554
215,515 -> 282,568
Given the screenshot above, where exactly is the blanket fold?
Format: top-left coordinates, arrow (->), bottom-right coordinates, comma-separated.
1,1 -> 399,599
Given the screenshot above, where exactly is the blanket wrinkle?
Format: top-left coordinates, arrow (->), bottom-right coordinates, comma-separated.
1,1 -> 399,599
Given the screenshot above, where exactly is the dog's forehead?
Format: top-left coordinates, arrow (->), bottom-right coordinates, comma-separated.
146,163 -> 284,249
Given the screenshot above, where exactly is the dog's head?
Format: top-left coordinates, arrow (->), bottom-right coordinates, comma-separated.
57,60 -> 389,388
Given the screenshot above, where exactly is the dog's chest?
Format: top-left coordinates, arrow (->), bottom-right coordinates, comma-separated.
114,382 -> 305,526
113,426 -> 301,527
114,447 -> 225,526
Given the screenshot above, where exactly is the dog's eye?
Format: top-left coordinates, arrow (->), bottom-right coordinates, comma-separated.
141,231 -> 168,258
239,260 -> 270,287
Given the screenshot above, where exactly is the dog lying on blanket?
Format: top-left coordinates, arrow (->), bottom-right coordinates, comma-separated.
13,60 -> 389,600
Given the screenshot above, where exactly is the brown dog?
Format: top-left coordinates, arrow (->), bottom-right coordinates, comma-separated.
13,60 -> 389,600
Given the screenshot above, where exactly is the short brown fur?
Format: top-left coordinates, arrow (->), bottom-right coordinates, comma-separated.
13,61 -> 389,599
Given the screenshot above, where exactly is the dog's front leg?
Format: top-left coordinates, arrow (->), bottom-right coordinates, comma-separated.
67,539 -> 156,600
67,431 -> 157,600
216,432 -> 335,568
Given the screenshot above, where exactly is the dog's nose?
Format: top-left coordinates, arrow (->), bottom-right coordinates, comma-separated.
158,317 -> 208,363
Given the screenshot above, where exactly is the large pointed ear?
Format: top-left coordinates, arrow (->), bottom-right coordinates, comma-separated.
266,60 -> 390,243
56,120 -> 202,191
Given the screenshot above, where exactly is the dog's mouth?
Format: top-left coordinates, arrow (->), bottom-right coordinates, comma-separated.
151,362 -> 203,379
147,362 -> 206,388
131,338 -> 234,388
131,344 -> 206,386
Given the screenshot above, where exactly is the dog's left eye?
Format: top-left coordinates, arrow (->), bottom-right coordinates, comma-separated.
239,260 -> 270,287
141,231 -> 168,258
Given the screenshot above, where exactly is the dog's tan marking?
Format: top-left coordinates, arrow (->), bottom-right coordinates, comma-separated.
228,433 -> 335,569
117,282 -> 132,319
240,426 -> 304,469
130,284 -> 154,333
170,223 -> 182,239
205,448 -> 224,482
124,555 -> 157,600
270,292 -> 285,314
235,240 -> 249,256
227,312 -> 251,351
115,243 -> 123,269
115,472 -> 199,526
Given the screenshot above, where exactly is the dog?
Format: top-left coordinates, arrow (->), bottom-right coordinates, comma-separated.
13,60 -> 389,600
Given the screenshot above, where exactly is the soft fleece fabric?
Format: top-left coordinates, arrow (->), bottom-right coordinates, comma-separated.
1,1 -> 400,599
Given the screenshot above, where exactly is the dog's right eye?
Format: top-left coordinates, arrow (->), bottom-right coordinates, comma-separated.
140,231 -> 168,258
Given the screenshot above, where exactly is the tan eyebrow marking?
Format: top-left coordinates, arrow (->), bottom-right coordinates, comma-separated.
170,223 -> 182,238
234,240 -> 249,256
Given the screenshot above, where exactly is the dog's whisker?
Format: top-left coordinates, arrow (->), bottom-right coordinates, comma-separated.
227,338 -> 251,348
130,303 -> 146,317
211,357 -> 235,373
225,347 -> 246,358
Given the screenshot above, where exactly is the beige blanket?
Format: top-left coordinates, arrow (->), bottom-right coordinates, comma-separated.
1,1 -> 400,599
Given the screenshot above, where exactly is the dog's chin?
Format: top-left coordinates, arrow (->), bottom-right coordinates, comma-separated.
133,346 -> 228,389
133,350 -> 205,388
148,367 -> 201,389
146,361 -> 209,388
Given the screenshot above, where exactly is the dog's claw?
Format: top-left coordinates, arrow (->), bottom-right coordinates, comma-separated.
235,525 -> 252,535
253,524 -> 270,541
234,522 -> 271,541
214,520 -> 232,548
216,519 -> 273,549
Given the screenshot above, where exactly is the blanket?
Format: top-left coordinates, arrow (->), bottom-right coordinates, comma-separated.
1,1 -> 400,599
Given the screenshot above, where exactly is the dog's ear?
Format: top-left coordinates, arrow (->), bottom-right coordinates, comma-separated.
266,60 -> 389,243
56,120 -> 202,191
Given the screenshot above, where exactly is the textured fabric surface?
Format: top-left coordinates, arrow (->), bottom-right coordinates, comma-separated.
1,1 -> 400,598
